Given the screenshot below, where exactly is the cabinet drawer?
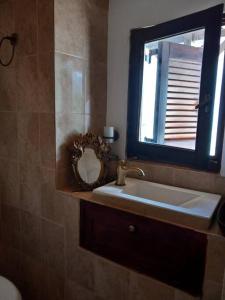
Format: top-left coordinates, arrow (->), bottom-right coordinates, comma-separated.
80,200 -> 207,296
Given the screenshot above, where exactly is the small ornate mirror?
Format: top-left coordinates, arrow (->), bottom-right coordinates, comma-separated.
71,133 -> 111,190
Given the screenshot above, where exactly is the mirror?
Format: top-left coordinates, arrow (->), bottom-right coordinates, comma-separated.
126,5 -> 225,171
139,29 -> 205,151
71,133 -> 111,190
77,148 -> 102,184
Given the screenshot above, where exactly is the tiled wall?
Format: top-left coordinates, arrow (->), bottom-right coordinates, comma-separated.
0,0 -> 225,300
0,0 -> 58,298
127,160 -> 225,195
55,0 -> 108,189
0,0 -> 108,299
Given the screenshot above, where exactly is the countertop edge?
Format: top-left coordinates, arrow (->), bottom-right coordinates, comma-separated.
58,188 -> 225,239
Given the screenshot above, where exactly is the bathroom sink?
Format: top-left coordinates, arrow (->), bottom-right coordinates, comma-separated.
93,178 -> 221,229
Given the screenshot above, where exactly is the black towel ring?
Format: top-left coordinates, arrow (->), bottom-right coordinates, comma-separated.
0,33 -> 18,67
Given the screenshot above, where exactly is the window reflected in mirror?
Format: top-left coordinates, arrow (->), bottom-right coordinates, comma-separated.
139,26 -> 225,154
139,29 -> 205,150
127,5 -> 225,171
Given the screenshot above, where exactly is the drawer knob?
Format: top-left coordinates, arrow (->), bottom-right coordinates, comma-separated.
128,225 -> 136,233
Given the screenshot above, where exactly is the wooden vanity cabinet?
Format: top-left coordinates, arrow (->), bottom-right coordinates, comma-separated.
80,200 -> 207,296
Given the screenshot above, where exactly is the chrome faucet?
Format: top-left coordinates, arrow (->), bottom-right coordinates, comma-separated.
115,160 -> 145,186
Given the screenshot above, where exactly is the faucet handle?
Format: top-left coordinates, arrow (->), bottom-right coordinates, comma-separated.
119,160 -> 127,167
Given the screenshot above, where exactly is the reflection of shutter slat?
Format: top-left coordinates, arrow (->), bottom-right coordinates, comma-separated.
167,105 -> 197,111
167,99 -> 198,105
168,80 -> 200,88
167,93 -> 199,99
165,128 -> 197,133
169,67 -> 200,76
165,58 -> 201,140
166,116 -> 198,122
166,111 -> 198,116
168,86 -> 199,94
166,122 -> 197,128
168,74 -> 201,83
165,134 -> 196,139
169,60 -> 201,70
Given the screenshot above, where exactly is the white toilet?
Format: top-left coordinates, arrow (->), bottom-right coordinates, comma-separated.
0,276 -> 22,300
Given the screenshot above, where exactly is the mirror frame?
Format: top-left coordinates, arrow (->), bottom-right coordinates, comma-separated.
127,5 -> 224,172
71,133 -> 111,190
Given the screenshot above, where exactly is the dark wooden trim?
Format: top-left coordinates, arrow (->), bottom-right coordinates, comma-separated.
210,13 -> 225,171
127,4 -> 224,171
156,42 -> 170,143
212,51 -> 225,171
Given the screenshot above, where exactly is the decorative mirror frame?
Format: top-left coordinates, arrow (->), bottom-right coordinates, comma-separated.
70,133 -> 111,190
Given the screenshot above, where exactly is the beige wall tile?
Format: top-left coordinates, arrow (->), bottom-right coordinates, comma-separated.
40,113 -> 56,168
0,0 -> 15,34
19,163 -> 44,215
222,270 -> 225,300
203,280 -> 222,300
38,53 -> 55,113
85,61 -> 107,116
214,176 -> 225,196
21,210 -> 41,260
56,112 -> 85,170
150,164 -> 175,186
1,204 -> 21,250
18,112 -> 40,163
65,280 -> 96,300
20,254 -> 44,300
56,166 -> 76,189
56,113 -> 85,145
127,160 -> 175,185
87,0 -> 109,12
0,159 -> 19,208
85,113 -> 105,135
85,2 -> 108,64
37,0 -> 54,53
55,53 -> 86,114
55,0 -> 88,57
20,182 -> 41,216
0,112 -> 18,159
173,168 -> 215,193
41,189 -> 65,225
1,204 -> 21,230
40,266 -> 65,300
66,246 -> 95,289
175,290 -> 200,300
16,55 -> 39,112
0,66 -> 17,111
205,235 -> 225,284
64,195 -> 79,256
14,0 -> 37,56
41,219 -> 65,275
94,257 -> 129,300
0,245 -> 22,289
127,160 -> 221,195
128,271 -> 175,300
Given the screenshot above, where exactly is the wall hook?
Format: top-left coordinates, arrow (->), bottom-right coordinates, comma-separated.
0,33 -> 18,67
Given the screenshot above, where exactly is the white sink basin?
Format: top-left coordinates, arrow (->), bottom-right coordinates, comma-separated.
93,178 -> 221,229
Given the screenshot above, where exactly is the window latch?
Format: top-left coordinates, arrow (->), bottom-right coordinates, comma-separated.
195,95 -> 210,112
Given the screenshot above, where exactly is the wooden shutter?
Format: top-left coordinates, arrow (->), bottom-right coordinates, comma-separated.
164,43 -> 203,140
